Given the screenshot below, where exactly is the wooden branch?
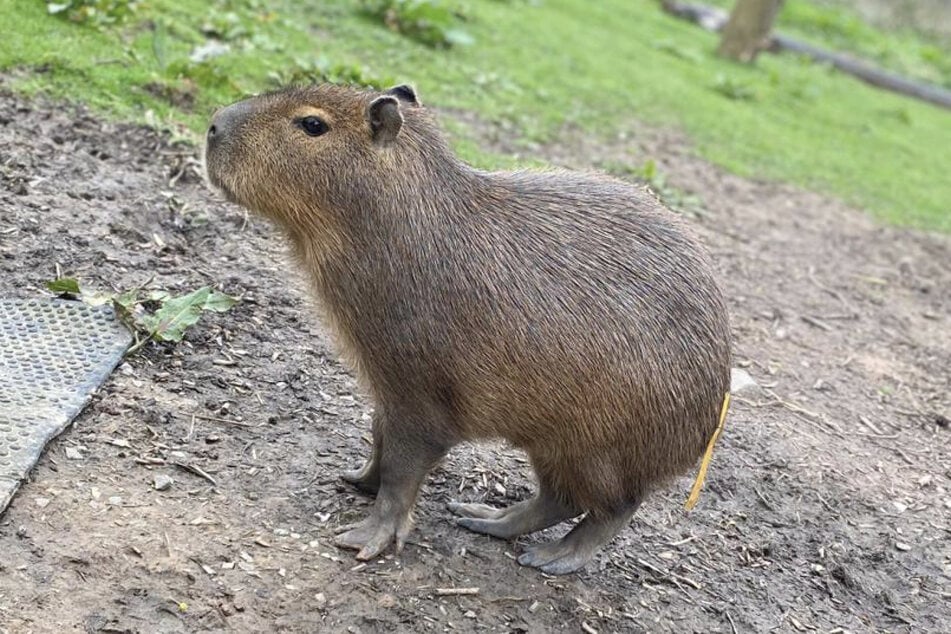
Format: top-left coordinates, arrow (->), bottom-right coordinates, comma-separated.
661,0 -> 951,110
661,0 -> 728,31
769,35 -> 951,110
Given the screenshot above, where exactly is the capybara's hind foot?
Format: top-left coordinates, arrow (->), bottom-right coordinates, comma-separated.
449,490 -> 577,539
517,503 -> 638,575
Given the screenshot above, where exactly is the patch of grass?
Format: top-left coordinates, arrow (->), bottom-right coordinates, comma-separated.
602,159 -> 706,219
267,57 -> 394,90
1,0 -> 949,231
360,0 -> 473,48
711,74 -> 758,101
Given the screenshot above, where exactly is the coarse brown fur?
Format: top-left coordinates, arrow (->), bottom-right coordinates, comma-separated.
204,83 -> 731,572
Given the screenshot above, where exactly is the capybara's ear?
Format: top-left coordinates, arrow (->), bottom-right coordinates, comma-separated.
367,95 -> 403,145
386,84 -> 420,106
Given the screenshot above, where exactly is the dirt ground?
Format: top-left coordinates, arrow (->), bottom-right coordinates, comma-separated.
0,82 -> 948,634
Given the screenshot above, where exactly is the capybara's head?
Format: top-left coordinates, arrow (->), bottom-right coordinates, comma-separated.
204,83 -> 439,233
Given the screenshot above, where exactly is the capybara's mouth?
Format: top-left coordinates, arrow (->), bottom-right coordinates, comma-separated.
201,145 -> 237,203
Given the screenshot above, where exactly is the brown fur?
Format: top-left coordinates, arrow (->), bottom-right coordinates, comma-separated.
205,83 -> 731,524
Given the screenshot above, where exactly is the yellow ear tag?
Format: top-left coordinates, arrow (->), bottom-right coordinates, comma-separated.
685,391 -> 731,511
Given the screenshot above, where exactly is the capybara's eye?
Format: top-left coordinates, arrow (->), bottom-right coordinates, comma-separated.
298,116 -> 329,137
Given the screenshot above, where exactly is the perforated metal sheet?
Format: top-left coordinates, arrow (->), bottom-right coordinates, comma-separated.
0,299 -> 131,513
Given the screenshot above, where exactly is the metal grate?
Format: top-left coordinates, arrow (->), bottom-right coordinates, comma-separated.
0,298 -> 131,513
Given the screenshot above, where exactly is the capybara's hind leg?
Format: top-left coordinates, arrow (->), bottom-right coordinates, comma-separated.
334,421 -> 448,560
517,501 -> 640,575
448,486 -> 578,539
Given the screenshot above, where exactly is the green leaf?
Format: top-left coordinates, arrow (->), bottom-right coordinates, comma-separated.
113,289 -> 139,313
148,287 -> 212,342
46,277 -> 81,295
145,290 -> 171,303
203,290 -> 238,313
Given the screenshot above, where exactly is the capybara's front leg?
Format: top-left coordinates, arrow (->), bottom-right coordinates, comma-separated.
333,411 -> 449,560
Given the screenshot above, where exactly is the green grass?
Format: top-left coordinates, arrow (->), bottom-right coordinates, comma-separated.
3,0 -> 950,231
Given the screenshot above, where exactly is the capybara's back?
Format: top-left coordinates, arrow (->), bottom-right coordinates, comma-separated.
204,83 -> 731,575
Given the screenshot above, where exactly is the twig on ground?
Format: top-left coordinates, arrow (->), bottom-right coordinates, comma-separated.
801,315 -> 833,332
434,587 -> 480,596
189,412 -> 255,428
171,461 -> 218,487
726,611 -> 738,634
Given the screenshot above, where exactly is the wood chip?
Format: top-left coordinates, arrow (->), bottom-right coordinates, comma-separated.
434,587 -> 480,596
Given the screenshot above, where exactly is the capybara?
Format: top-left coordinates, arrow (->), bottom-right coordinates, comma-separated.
204,83 -> 731,574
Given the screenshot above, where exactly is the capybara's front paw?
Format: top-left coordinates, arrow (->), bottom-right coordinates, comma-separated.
333,511 -> 411,560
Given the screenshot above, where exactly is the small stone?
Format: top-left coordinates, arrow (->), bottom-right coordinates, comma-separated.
464,610 -> 477,619
895,542 -> 911,551
892,501 -> 907,514
378,594 -> 396,609
314,592 -> 327,607
107,496 -> 123,506
65,447 -> 83,460
730,368 -> 758,393
35,497 -> 50,508
153,474 -> 174,491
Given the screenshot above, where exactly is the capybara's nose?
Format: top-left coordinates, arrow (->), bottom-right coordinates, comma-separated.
207,101 -> 252,147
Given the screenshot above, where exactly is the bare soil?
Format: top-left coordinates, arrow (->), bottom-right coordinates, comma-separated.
0,85 -> 948,634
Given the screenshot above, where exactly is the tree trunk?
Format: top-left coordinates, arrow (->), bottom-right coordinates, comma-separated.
717,0 -> 784,62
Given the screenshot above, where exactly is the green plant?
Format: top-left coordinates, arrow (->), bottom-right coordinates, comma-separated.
712,74 -> 757,101
602,159 -> 705,218
46,0 -> 141,26
46,278 -> 238,354
360,0 -> 473,48
268,57 -> 393,89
